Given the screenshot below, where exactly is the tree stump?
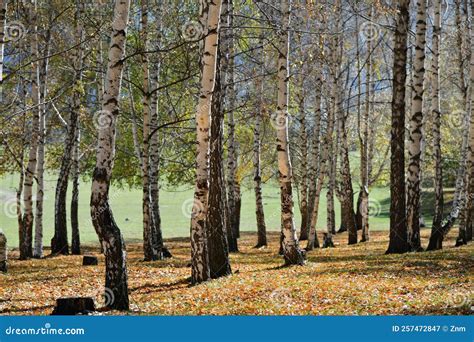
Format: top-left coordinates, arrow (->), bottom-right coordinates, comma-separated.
0,230 -> 7,273
51,297 -> 95,315
82,255 -> 98,266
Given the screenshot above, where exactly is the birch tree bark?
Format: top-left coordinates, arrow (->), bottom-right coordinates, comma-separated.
463,0 -> 474,243
359,10 -> 372,242
427,0 -> 444,250
33,26 -> 50,258
206,0 -> 232,278
276,0 -> 305,265
429,0 -> 469,248
386,0 -> 411,254
71,129 -> 81,255
190,0 -> 222,284
253,34 -> 267,248
406,0 -> 427,252
149,3 -> 171,259
52,2 -> 84,255
297,73 -> 309,241
0,0 -> 5,100
90,0 -> 131,310
21,0 -> 41,259
225,0 -> 239,252
305,56 -> 323,251
140,0 -> 157,261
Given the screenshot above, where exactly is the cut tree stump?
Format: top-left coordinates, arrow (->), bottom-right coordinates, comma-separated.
82,255 -> 98,265
51,297 -> 95,315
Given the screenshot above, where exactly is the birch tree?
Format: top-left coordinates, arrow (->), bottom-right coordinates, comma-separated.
190,0 -> 222,284
206,0 -> 232,279
428,0 -> 469,249
90,0 -> 131,310
52,3 -> 84,256
276,0 -> 305,265
140,0 -> 157,261
406,0 -> 427,252
386,0 -> 411,254
33,22 -> 50,258
20,0 -> 41,259
463,0 -> 474,244
427,0 -> 443,250
225,0 -> 239,253
253,33 -> 267,248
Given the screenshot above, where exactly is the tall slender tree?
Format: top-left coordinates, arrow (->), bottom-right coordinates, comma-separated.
225,0 -> 239,252
276,0 -> 305,265
21,0 -> 41,260
464,0 -> 474,244
427,0 -> 444,250
52,1 -> 84,256
386,0 -> 411,254
190,0 -> 223,284
406,0 -> 427,252
206,0 -> 232,279
90,0 -> 131,310
140,0 -> 157,261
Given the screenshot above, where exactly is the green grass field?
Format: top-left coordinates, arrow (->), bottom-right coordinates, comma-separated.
0,173 -> 450,247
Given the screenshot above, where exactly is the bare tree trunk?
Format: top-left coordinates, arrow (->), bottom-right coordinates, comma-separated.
90,0 -> 131,310
148,4 -> 171,259
386,0 -> 411,254
71,129 -> 80,255
21,0 -> 41,259
359,10 -> 372,242
140,0 -> 157,261
429,0 -> 469,248
207,17 -> 232,277
406,0 -> 427,252
296,71 -> 309,241
52,2 -> 84,255
225,0 -> 239,252
190,0 -> 222,284
338,91 -> 357,244
464,0 -> 474,243
0,0 -> 5,100
427,0 -> 444,250
276,0 -> 305,265
306,63 -> 323,251
253,36 -> 267,248
33,26 -> 50,259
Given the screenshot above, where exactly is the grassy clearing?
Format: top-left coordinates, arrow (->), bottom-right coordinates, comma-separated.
0,230 -> 472,315
0,173 -> 455,247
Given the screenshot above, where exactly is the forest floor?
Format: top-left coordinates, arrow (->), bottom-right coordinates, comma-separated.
0,230 -> 472,315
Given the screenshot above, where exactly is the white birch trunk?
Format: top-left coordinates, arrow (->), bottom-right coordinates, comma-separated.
191,0 -> 222,284
90,0 -> 131,310
21,0 -> 41,259
276,0 -> 305,265
406,0 -> 427,251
